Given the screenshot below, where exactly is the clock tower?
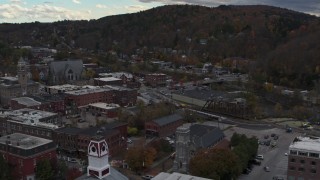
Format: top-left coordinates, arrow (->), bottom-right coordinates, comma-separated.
87,136 -> 110,179
17,57 -> 29,95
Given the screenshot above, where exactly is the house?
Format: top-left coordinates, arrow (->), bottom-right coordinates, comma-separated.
145,113 -> 184,137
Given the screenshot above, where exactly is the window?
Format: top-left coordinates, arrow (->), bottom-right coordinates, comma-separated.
310,153 -> 319,158
311,161 -> 316,165
298,151 -> 308,156
289,166 -> 295,170
298,167 -> 304,172
290,158 -> 296,162
310,169 -> 317,173
300,160 -> 305,164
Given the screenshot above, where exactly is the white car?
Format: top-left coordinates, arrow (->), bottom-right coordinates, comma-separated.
256,155 -> 264,160
127,138 -> 133,144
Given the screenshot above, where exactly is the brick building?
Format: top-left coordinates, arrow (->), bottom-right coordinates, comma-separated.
0,108 -> 61,139
85,102 -> 120,118
0,133 -> 57,180
287,136 -> 320,180
53,122 -> 127,158
104,85 -> 137,107
145,73 -> 167,87
145,113 -> 184,137
65,88 -> 114,107
10,94 -> 66,115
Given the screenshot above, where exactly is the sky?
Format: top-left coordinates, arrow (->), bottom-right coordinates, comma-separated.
0,0 -> 319,23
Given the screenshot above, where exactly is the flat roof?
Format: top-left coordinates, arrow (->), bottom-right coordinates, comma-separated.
47,84 -> 80,91
64,87 -> 111,95
94,77 -> 122,82
0,133 -> 52,150
290,136 -> 320,153
89,102 -> 120,110
11,97 -> 42,106
0,108 -> 58,128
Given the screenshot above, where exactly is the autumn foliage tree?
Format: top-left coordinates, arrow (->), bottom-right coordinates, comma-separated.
189,148 -> 242,180
125,146 -> 157,172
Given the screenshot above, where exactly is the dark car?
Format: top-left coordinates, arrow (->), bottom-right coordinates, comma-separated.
274,136 -> 279,140
142,175 -> 154,180
271,133 -> 276,137
264,135 -> 269,139
242,168 -> 252,174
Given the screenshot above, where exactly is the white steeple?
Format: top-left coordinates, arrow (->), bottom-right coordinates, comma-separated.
87,135 -> 111,179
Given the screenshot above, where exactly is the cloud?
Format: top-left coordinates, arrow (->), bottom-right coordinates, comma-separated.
125,5 -> 149,13
10,0 -> 22,3
72,0 -> 81,4
137,0 -> 320,16
96,4 -> 108,9
0,3 -> 91,22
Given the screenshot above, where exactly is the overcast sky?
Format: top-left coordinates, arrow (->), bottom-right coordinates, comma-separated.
0,0 -> 319,23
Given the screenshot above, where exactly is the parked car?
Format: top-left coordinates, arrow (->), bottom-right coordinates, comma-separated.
142,175 -> 154,180
256,155 -> 264,160
264,166 -> 270,172
274,136 -> 279,140
264,135 -> 269,139
271,133 -> 276,137
127,138 -> 133,144
69,158 -> 77,163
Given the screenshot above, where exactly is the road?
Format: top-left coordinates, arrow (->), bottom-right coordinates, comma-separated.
238,129 -> 299,180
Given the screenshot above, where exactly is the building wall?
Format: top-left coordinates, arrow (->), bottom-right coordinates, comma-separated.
145,119 -> 184,138
145,74 -> 166,87
0,146 -> 56,179
66,91 -> 113,107
287,154 -> 320,180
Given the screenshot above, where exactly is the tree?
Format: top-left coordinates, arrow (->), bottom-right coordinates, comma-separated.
35,159 -> 54,180
0,155 -> 12,180
230,133 -> 258,170
274,103 -> 283,116
125,146 -> 157,172
189,148 -> 241,180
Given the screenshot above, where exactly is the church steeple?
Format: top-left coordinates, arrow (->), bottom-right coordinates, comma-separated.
87,135 -> 111,179
17,57 -> 29,95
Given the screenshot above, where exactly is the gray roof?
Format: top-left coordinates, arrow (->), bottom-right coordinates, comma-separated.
152,172 -> 211,180
76,167 -> 128,180
190,124 -> 224,149
153,113 -> 183,126
49,59 -> 83,77
55,127 -> 83,135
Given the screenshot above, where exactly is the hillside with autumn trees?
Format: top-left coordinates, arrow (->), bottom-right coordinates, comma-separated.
0,5 -> 320,88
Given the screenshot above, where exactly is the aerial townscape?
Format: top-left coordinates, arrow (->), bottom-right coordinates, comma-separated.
0,2 -> 320,180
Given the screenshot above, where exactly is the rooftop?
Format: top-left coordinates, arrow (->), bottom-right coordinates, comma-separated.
190,124 -> 225,149
89,103 -> 120,110
64,87 -> 111,96
289,136 -> 320,152
99,72 -> 133,79
0,108 -> 58,128
47,84 -> 80,91
11,97 -> 41,106
152,113 -> 183,126
152,172 -> 211,180
0,133 -> 52,150
94,77 -> 122,82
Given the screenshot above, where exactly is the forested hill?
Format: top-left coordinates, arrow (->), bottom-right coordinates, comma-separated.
0,5 -> 320,88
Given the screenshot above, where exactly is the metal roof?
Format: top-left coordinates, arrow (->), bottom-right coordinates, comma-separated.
190,124 -> 225,149
152,113 -> 183,126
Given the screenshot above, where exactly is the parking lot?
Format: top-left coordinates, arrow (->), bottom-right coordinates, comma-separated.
224,126 -> 300,180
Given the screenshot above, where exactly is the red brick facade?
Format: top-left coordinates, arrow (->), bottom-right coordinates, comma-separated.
145,73 -> 166,87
